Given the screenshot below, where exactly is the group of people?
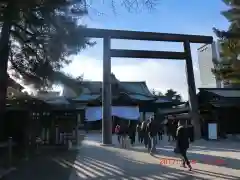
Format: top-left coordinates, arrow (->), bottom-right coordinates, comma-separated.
114,117 -> 193,171
136,118 -> 163,154
115,117 -> 164,153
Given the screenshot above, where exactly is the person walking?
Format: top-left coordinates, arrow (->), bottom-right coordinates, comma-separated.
172,120 -> 178,141
119,122 -> 128,148
128,122 -> 136,145
158,124 -> 164,141
141,120 -> 148,148
166,119 -> 172,142
146,117 -> 158,155
188,121 -> 194,142
136,122 -> 142,143
115,124 -> 121,144
176,119 -> 192,171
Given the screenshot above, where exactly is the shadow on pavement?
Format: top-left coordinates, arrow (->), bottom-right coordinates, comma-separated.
2,150 -> 79,180
3,141 -> 240,180
5,133 -> 240,180
109,137 -> 240,171
54,143 -> 240,180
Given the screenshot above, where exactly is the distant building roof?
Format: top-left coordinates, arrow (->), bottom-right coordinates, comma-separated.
73,94 -> 100,101
8,77 -> 23,91
199,88 -> 240,98
72,74 -> 155,101
80,81 -> 153,96
155,96 -> 172,103
158,107 -> 189,115
43,96 -> 70,105
198,88 -> 240,107
36,91 -> 61,100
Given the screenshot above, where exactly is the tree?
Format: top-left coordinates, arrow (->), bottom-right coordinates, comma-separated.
165,89 -> 182,102
151,89 -> 163,97
213,0 -> 240,38
152,89 -> 156,96
211,37 -> 240,85
212,0 -> 240,86
86,0 -> 160,14
0,0 -> 92,140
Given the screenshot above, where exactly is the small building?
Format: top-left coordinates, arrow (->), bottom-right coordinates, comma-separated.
198,88 -> 240,138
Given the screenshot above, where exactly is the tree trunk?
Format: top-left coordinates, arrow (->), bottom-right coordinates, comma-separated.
0,5 -> 13,141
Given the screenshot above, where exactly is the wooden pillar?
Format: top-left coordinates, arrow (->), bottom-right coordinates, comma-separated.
183,41 -> 201,139
102,36 -> 112,145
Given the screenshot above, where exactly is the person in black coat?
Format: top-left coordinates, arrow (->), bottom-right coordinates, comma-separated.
128,122 -> 136,145
141,120 -> 149,148
176,119 -> 192,171
166,120 -> 172,142
146,118 -> 158,154
136,122 -> 142,143
119,122 -> 128,148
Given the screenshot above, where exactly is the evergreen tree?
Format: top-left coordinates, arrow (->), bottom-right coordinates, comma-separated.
0,0 -> 91,139
212,0 -> 240,85
214,0 -> 240,38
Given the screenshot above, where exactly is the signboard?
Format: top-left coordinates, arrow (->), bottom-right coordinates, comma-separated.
208,123 -> 217,140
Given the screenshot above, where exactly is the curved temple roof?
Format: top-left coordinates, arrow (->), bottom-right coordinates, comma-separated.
72,74 -> 155,101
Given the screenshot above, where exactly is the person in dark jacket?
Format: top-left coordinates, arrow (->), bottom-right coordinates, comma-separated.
141,120 -> 149,148
115,124 -> 121,144
166,120 -> 172,141
172,120 -> 178,140
128,122 -> 136,145
136,122 -> 142,143
146,117 -> 158,154
119,122 -> 128,148
187,122 -> 194,142
176,119 -> 192,171
158,124 -> 164,141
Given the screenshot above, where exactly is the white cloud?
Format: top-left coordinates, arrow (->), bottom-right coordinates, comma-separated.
64,55 -> 201,100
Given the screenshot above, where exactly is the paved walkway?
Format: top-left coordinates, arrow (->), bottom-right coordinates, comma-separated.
3,134 -> 240,180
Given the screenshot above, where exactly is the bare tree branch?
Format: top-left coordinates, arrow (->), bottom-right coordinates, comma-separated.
86,0 -> 160,15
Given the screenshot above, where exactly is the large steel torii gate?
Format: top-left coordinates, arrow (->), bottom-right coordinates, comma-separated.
81,28 -> 213,145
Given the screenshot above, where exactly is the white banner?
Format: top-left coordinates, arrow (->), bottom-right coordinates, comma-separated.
85,106 -> 140,121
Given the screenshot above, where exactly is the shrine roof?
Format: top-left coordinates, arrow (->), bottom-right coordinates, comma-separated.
199,88 -> 240,98
158,107 -> 189,115
43,96 -> 70,105
8,76 -> 24,91
73,94 -> 100,101
71,74 -> 182,103
155,97 -> 172,103
128,94 -> 154,101
79,81 -> 153,97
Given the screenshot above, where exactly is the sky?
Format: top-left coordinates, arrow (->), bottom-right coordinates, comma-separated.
63,0 -> 230,100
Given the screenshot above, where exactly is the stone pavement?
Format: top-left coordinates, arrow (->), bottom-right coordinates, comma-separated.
3,134 -> 240,180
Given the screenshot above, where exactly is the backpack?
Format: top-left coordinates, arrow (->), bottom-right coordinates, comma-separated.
115,125 -> 120,134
